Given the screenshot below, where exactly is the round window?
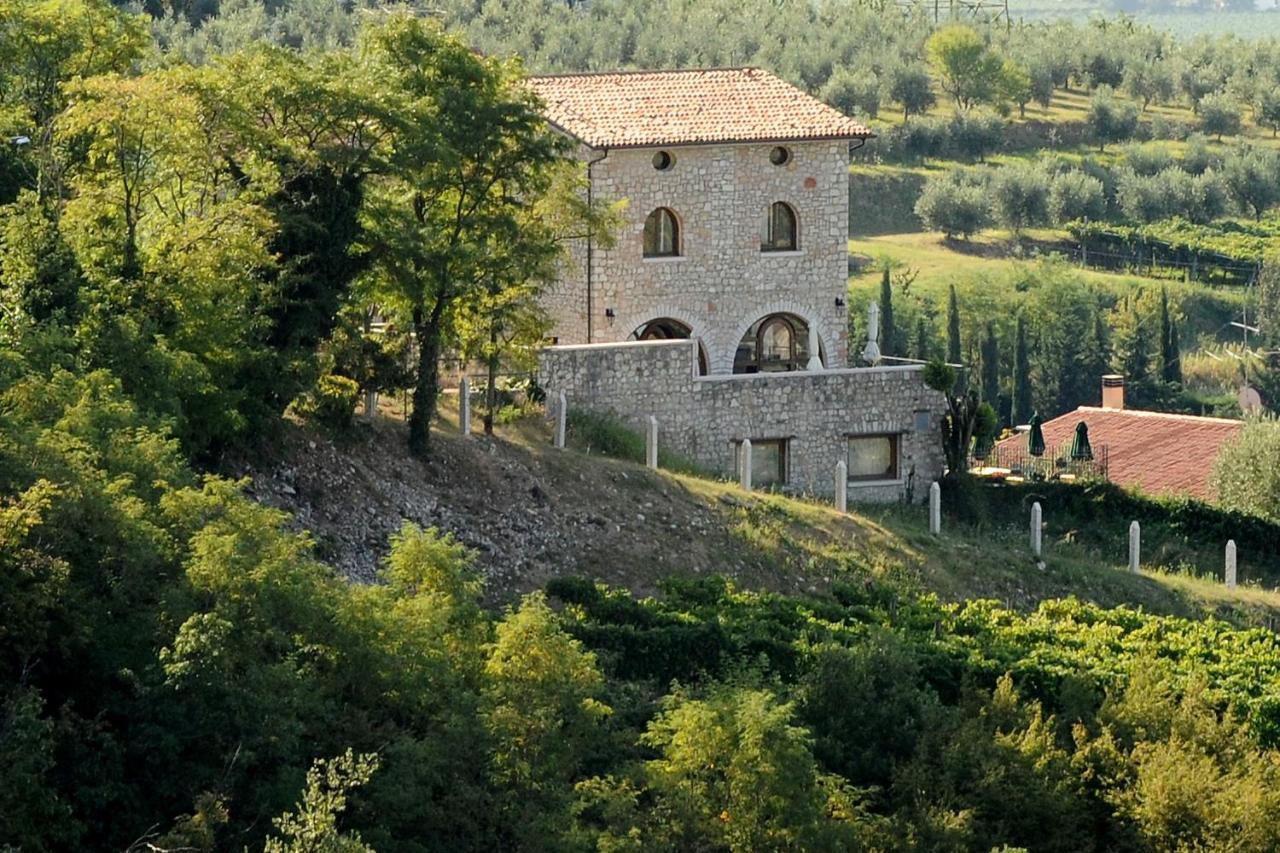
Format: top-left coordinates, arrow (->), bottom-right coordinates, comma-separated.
652,150 -> 675,170
769,146 -> 791,166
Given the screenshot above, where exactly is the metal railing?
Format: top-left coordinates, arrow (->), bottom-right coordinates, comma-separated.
971,440 -> 1110,482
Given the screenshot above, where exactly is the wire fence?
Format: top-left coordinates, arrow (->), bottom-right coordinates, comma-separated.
1061,240 -> 1261,288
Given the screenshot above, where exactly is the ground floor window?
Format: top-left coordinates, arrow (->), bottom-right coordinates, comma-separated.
847,434 -> 899,481
736,438 -> 788,489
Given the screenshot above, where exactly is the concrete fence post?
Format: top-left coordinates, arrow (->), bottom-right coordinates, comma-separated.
1031,502 -> 1043,558
929,482 -> 941,536
739,439 -> 753,492
1226,540 -> 1238,589
834,460 -> 847,513
1128,521 -> 1140,573
554,392 -> 567,449
459,378 -> 471,437
646,416 -> 659,470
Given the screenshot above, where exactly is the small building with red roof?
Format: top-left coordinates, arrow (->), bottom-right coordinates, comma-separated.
991,377 -> 1243,502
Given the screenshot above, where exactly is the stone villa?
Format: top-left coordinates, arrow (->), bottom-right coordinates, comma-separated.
529,68 -> 945,501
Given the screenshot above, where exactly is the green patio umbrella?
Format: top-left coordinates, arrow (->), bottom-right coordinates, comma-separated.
1028,412 -> 1046,457
1070,420 -> 1093,461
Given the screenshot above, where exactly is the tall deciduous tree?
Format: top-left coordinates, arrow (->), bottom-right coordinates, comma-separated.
359,16 -> 569,459
925,24 -> 1008,111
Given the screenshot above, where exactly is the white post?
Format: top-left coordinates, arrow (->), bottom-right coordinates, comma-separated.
929,481 -> 942,536
1031,501 -> 1043,558
1226,540 -> 1237,590
806,324 -> 823,372
834,460 -> 847,513
459,378 -> 471,436
646,415 -> 658,470
554,392 -> 567,449
1128,521 -> 1140,573
739,439 -> 753,492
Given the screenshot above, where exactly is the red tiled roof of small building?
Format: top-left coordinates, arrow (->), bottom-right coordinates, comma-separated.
993,406 -> 1243,501
525,67 -> 873,149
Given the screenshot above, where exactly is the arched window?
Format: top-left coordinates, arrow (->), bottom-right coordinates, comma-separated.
757,315 -> 797,368
762,202 -> 797,252
643,208 -> 680,257
734,313 -> 816,374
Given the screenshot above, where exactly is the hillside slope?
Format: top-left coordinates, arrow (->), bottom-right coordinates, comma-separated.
240,403 -> 1280,626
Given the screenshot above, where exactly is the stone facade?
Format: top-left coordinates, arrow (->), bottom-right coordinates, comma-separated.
539,339 -> 946,502
545,140 -> 850,373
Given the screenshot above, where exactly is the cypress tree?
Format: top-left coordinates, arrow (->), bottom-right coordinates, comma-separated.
1012,315 -> 1033,425
1124,303 -> 1151,382
947,284 -> 962,365
1168,318 -> 1182,385
1159,288 -> 1180,384
879,268 -> 899,357
980,321 -> 1000,406
915,316 -> 932,361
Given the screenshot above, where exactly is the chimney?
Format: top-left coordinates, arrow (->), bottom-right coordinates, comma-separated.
1101,374 -> 1125,410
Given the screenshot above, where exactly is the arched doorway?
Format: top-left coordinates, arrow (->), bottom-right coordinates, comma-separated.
733,313 -> 820,374
629,318 -> 709,375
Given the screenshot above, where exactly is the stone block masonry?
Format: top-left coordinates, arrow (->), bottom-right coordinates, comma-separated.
540,339 -> 947,502
546,140 -> 851,373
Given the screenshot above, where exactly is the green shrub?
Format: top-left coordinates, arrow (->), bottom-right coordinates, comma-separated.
293,373 -> 361,434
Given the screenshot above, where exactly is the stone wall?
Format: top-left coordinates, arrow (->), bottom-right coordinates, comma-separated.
547,140 -> 850,373
540,339 -> 947,502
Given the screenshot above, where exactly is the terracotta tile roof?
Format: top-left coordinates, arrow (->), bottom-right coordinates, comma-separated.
525,67 -> 872,149
994,406 -> 1243,501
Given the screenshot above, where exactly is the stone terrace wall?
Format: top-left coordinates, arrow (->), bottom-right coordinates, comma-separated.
540,339 -> 946,502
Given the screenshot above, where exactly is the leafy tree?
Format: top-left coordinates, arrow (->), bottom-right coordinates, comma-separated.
638,687 -> 859,851
925,24 -> 1008,111
1012,314 -> 1033,425
914,174 -> 991,239
359,16 -> 570,460
1116,298 -> 1152,384
265,750 -> 380,853
947,110 -> 1005,162
0,0 -> 148,198
888,63 -> 936,120
1048,170 -> 1106,224
997,60 -> 1033,118
1087,85 -> 1139,152
990,164 -> 1050,234
1255,88 -> 1280,138
1199,92 -> 1243,140
923,360 -> 997,476
1122,57 -> 1174,111
1222,146 -> 1280,221
820,65 -> 881,118
1215,418 -> 1280,521
484,592 -> 610,847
